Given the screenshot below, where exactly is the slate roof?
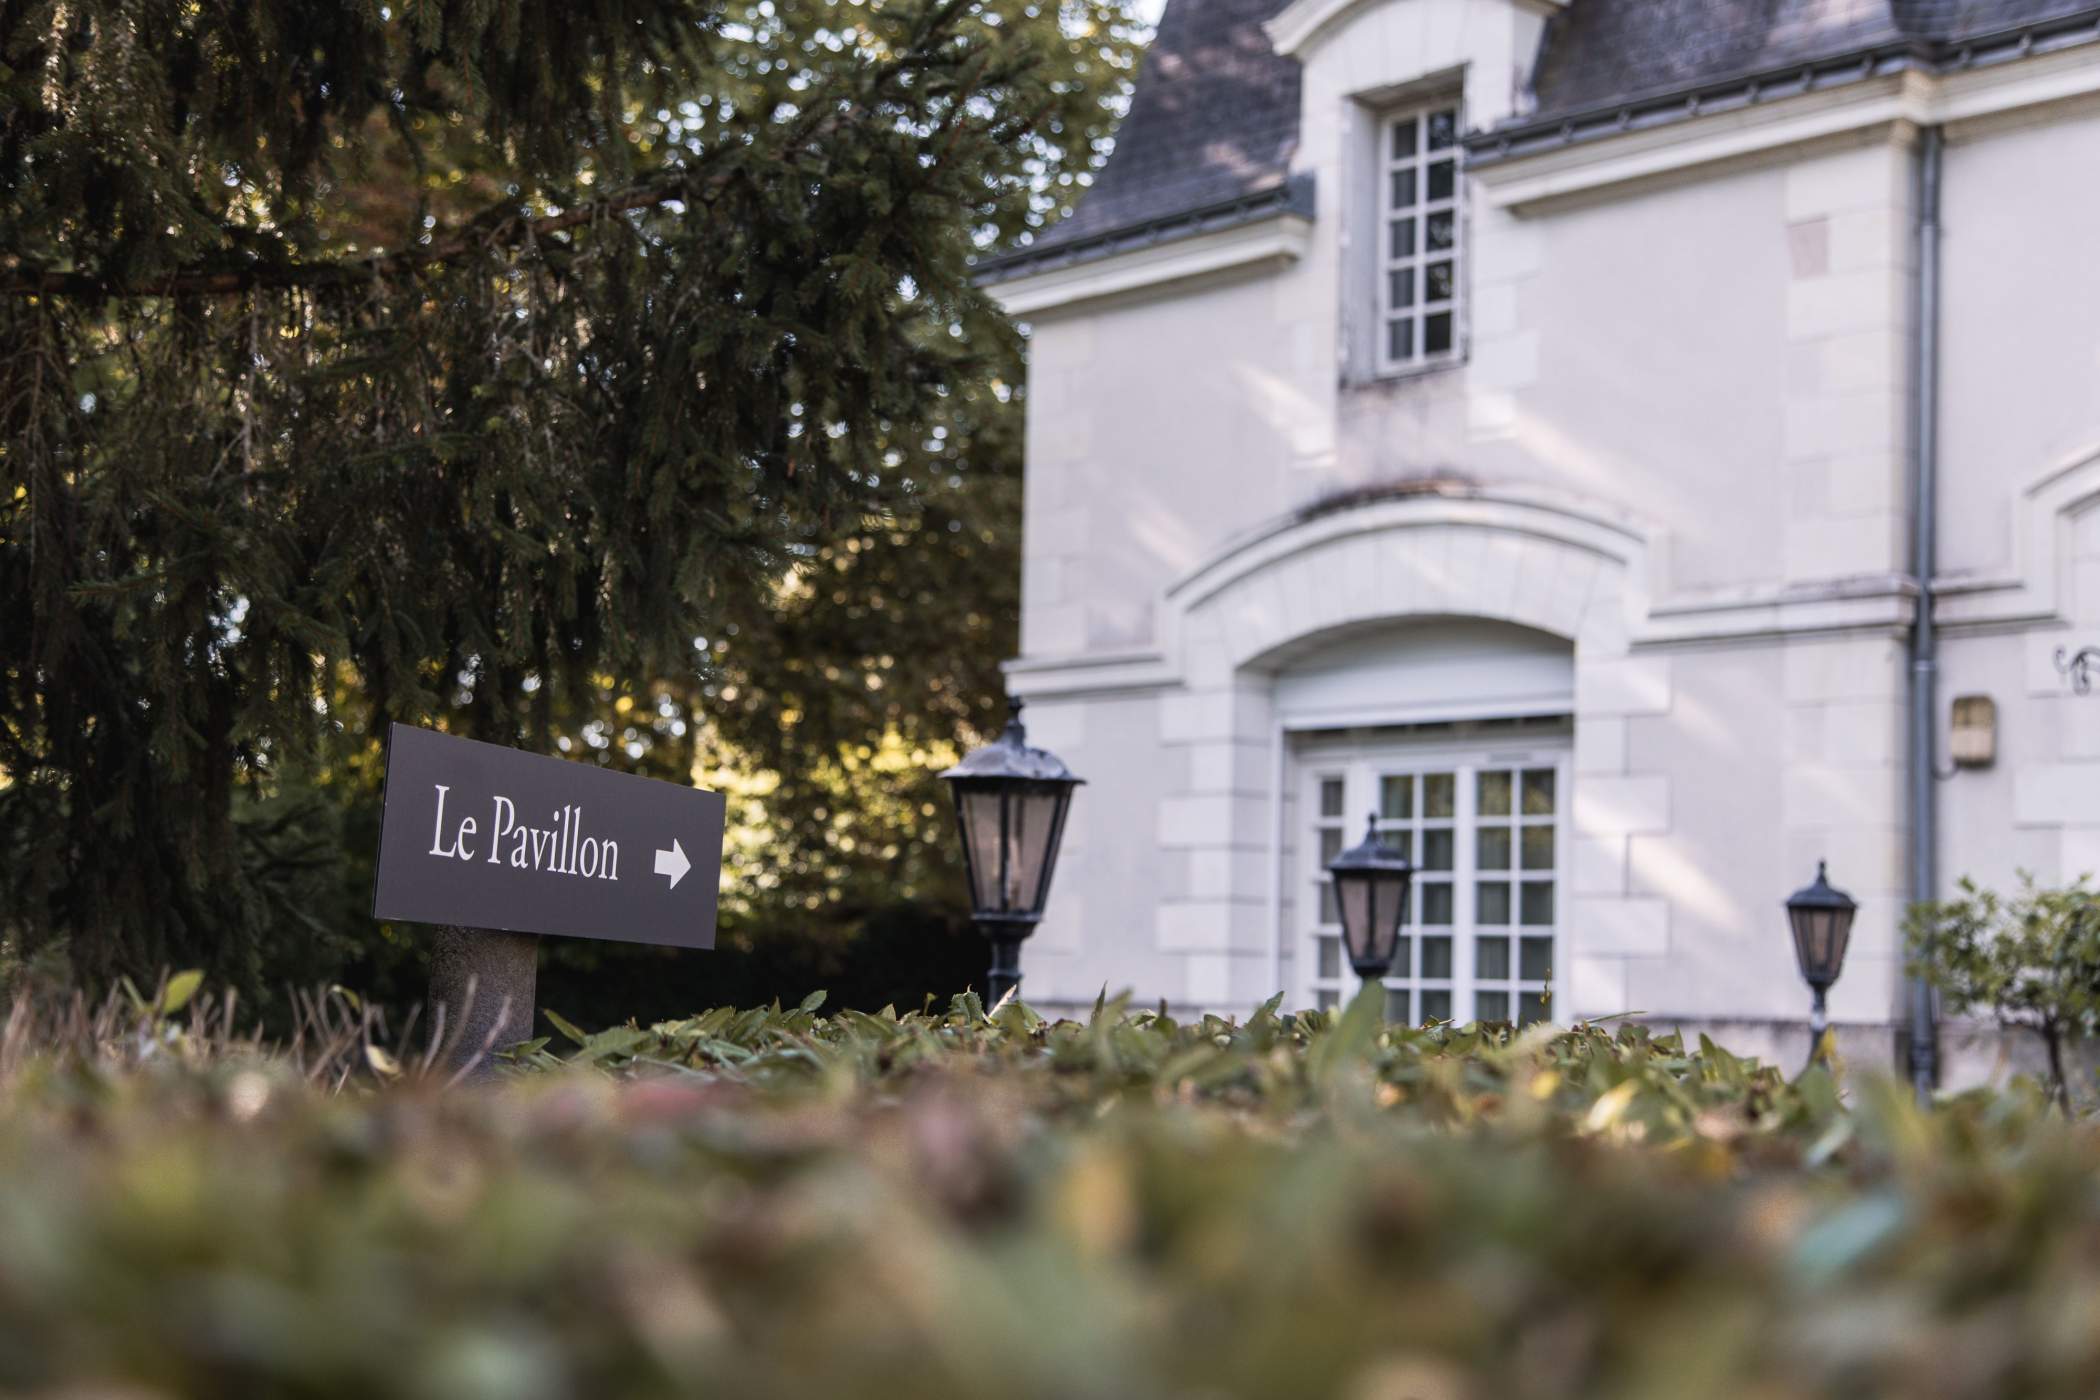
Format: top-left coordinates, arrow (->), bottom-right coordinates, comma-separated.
1529,0 -> 2100,116
981,0 -> 2100,280
977,0 -> 1299,274
1527,0 -> 1912,114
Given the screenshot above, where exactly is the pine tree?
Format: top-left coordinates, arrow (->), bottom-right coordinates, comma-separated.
0,0 -> 1139,996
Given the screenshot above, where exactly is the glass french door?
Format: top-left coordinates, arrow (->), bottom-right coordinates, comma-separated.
1299,732 -> 1566,1024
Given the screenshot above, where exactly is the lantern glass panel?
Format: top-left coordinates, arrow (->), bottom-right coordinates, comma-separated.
954,781 -> 1071,917
1010,784 -> 1069,913
1790,905 -> 1851,986
1339,875 -> 1375,965
955,784 -> 1010,914
1372,870 -> 1408,962
1338,868 -> 1409,970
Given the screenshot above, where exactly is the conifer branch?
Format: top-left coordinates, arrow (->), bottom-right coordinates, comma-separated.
6,177 -> 704,299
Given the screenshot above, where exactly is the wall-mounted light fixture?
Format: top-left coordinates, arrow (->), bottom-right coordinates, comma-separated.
1949,694 -> 1995,769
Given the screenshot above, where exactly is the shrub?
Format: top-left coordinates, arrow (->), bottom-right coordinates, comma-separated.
0,985 -> 2094,1397
1906,873 -> 2100,1108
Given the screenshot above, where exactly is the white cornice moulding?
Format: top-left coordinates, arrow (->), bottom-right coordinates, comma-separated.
1004,579 -> 1920,700
1001,485 -> 1940,702
982,214 -> 1312,320
1266,0 -> 1564,61
1474,47 -> 2100,212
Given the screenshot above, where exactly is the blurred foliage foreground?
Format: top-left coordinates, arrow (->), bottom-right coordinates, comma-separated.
0,986 -> 2097,1400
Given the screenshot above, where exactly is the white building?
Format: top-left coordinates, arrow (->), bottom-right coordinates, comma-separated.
977,0 -> 2100,1081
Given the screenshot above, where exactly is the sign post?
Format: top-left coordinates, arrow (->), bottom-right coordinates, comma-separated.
428,925 -> 540,1073
373,724 -> 727,1074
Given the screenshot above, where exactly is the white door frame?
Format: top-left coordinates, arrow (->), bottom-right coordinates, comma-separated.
1276,716 -> 1571,1019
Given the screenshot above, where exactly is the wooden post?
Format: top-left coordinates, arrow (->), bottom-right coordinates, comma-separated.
429,926 -> 539,1078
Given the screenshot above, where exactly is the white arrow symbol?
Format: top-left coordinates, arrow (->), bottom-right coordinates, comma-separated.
654,838 -> 690,891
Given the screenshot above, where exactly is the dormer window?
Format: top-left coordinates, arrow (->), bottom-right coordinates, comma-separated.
1378,101 -> 1462,374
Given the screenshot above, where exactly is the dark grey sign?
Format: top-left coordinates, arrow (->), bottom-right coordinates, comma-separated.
373,723 -> 725,950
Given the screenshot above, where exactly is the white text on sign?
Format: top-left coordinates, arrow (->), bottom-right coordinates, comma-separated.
427,785 -> 621,881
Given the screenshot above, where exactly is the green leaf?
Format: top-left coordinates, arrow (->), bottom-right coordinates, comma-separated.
158,970 -> 205,1017
798,989 -> 828,1014
572,1028 -> 651,1065
1789,1194 -> 1907,1289
543,1009 -> 592,1048
1309,984 -> 1384,1085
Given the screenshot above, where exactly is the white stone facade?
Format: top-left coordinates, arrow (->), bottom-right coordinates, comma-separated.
989,0 -> 2100,1077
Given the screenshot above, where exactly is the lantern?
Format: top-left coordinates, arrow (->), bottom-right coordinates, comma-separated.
1326,813 -> 1415,1014
1785,861 -> 1857,1067
940,698 -> 1083,1005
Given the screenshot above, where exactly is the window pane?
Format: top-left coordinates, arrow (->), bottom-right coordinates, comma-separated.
1317,989 -> 1340,1012
1320,827 -> 1344,864
1390,830 -> 1412,862
1389,986 -> 1412,1025
1426,262 -> 1454,305
1389,267 -> 1415,310
1320,881 -> 1338,925
1477,827 -> 1511,871
1520,824 -> 1554,870
1380,774 -> 1413,819
1476,935 -> 1510,980
1420,989 -> 1452,1023
1423,773 -> 1455,818
1477,770 -> 1512,816
1477,881 -> 1511,924
1394,934 -> 1412,979
1422,829 -> 1454,872
1427,108 -> 1457,150
1321,778 -> 1345,817
1427,159 -> 1455,201
1387,317 -> 1414,362
1520,936 -> 1554,982
1424,312 -> 1453,355
1426,210 -> 1455,251
1520,881 -> 1555,926
1389,217 -> 1416,259
1421,882 -> 1453,925
1421,935 -> 1452,979
1518,992 -> 1550,1027
1391,117 -> 1419,158
1318,935 -> 1341,979
1390,167 -> 1417,210
1522,769 -> 1556,815
1476,991 -> 1509,1023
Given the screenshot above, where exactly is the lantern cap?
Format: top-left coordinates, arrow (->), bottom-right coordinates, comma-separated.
939,698 -> 1085,785
1328,813 -> 1412,876
1785,860 -> 1856,915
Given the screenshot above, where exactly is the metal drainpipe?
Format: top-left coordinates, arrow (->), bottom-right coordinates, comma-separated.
1906,124 -> 1943,1101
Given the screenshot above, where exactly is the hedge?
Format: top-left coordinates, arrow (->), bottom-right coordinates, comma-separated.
0,985 -> 2092,1398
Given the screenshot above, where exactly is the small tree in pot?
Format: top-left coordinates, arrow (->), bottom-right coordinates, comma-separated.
1906,874 -> 2100,1111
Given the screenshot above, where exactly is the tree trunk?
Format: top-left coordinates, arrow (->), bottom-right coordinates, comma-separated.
2044,1018 -> 2070,1114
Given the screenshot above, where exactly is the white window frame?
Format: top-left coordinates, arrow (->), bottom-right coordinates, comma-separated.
1296,727 -> 1566,1024
1374,97 -> 1466,377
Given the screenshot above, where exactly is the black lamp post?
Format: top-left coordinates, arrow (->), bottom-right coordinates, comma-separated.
940,698 -> 1084,1007
1786,861 -> 1858,1069
1326,813 -> 1415,1021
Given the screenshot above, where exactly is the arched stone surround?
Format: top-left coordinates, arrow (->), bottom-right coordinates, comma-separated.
1145,486 -> 1675,1014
